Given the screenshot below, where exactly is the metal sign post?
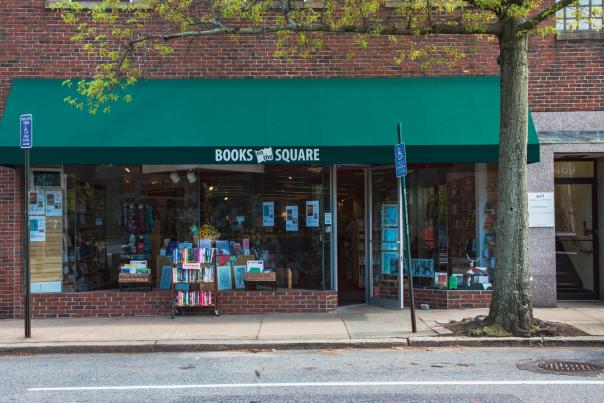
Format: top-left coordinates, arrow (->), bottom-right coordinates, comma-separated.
395,123 -> 417,333
20,114 -> 32,339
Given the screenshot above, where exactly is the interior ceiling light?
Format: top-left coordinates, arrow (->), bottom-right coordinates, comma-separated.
208,186 -> 214,191
124,167 -> 131,173
170,172 -> 181,184
224,196 -> 229,201
186,170 -> 197,184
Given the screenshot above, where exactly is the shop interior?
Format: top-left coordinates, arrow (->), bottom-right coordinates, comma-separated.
29,163 -> 499,305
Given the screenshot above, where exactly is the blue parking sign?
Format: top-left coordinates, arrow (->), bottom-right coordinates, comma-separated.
394,143 -> 406,177
20,114 -> 32,149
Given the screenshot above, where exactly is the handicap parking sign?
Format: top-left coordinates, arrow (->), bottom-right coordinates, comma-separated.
394,143 -> 406,177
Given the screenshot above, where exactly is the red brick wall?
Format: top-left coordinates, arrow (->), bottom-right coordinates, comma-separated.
32,290 -> 172,318
218,290 -> 338,314
374,282 -> 492,309
27,289 -> 337,318
0,1 -> 601,115
0,167 -> 22,319
446,290 -> 492,309
404,289 -> 449,309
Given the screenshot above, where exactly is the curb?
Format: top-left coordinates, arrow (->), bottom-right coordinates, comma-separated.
408,336 -> 604,347
2,336 -> 604,355
0,338 -> 409,355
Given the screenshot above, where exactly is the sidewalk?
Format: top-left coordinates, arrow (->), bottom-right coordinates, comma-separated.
0,301 -> 603,352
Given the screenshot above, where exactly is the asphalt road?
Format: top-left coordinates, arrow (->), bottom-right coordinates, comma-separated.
1,347 -> 603,402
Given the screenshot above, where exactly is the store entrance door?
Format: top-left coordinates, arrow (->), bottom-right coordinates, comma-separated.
366,167 -> 403,308
555,180 -> 599,300
336,167 -> 366,305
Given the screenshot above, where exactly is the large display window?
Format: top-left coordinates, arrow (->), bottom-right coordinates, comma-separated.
29,164 -> 331,293
27,162 -> 497,297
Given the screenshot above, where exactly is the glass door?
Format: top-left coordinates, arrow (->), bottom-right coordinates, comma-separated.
367,167 -> 403,308
555,180 -> 599,299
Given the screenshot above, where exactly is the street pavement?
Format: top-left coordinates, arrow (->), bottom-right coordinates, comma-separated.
1,301 -> 603,344
1,347 -> 603,402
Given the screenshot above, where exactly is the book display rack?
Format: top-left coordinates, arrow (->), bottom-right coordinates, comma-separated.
170,246 -> 219,318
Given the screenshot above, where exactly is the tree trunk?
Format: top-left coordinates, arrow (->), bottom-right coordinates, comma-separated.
487,20 -> 534,336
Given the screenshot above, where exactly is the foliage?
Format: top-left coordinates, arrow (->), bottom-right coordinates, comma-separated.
52,0 -> 600,113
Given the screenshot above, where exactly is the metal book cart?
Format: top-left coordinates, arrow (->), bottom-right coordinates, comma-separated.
170,247 -> 220,318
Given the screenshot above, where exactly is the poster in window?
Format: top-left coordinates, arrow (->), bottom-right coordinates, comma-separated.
262,201 -> 274,227
45,190 -> 63,217
29,216 -> 46,242
246,260 -> 264,273
381,203 -> 398,227
28,189 -> 45,216
381,252 -> 399,275
403,258 -> 435,278
217,266 -> 233,290
305,200 -> 319,227
381,228 -> 399,251
286,205 -> 299,232
233,265 -> 246,289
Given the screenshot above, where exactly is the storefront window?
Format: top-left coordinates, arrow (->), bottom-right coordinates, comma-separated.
198,166 -> 330,290
28,162 -> 498,296
408,164 -> 498,290
29,164 -> 331,293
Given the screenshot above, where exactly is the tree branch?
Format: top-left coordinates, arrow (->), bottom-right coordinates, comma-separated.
128,20 -> 501,44
519,0 -> 575,31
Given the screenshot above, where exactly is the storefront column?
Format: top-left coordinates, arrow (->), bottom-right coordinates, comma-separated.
527,144 -> 557,307
330,164 -> 338,291
597,158 -> 604,299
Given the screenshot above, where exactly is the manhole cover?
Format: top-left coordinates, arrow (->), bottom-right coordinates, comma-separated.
537,361 -> 602,373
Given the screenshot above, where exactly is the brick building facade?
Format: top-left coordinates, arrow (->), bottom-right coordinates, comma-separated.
0,1 -> 602,318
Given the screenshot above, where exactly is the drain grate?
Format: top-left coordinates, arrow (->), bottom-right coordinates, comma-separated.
537,361 -> 602,373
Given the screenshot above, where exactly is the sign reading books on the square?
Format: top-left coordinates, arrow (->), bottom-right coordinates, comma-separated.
528,192 -> 554,227
214,147 -> 320,164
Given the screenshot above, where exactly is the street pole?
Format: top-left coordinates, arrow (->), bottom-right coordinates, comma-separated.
24,147 -> 31,338
397,123 -> 417,333
20,114 -> 32,339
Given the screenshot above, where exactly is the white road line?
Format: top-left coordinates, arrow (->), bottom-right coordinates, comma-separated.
28,380 -> 604,392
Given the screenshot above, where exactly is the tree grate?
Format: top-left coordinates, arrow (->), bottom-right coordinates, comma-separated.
537,361 -> 602,373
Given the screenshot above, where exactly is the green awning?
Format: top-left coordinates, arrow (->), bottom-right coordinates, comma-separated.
0,77 -> 539,164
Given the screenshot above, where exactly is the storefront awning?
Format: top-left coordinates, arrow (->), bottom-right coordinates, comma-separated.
0,77 -> 539,165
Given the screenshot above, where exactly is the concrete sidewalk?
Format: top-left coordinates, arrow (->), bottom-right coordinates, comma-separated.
0,301 -> 602,351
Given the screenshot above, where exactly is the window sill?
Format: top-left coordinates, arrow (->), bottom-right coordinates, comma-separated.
556,31 -> 604,41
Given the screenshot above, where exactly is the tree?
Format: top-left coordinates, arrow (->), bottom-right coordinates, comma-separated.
54,0 -> 600,336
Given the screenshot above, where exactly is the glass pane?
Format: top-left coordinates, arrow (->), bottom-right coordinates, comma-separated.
556,18 -> 566,31
61,164 -> 330,292
371,167 -> 400,303
447,171 -> 476,279
554,161 -> 595,178
33,170 -> 62,187
555,184 -> 595,294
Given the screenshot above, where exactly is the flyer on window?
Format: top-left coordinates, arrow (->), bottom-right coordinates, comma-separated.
262,201 -> 274,227
28,188 -> 46,216
286,205 -> 299,232
45,190 -> 63,217
305,200 -> 319,227
29,216 -> 46,242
